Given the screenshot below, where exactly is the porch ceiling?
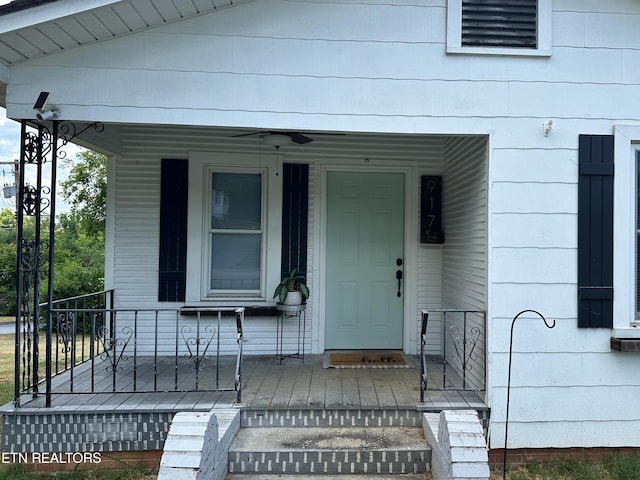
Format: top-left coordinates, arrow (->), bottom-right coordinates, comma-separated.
74,123 -> 449,161
0,0 -> 254,107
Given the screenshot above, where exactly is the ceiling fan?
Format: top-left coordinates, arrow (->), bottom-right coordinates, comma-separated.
231,130 -> 342,147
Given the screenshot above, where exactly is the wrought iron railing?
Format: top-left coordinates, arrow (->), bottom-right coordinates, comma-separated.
420,309 -> 486,402
45,290 -> 114,377
19,292 -> 245,406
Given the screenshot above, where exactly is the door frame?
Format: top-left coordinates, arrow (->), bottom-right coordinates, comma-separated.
311,161 -> 420,354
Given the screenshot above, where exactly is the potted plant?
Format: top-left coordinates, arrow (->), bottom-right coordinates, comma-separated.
273,268 -> 310,306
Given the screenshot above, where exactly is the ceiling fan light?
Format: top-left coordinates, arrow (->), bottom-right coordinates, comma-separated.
261,133 -> 292,148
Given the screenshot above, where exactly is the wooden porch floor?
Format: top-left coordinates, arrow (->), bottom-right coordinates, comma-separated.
3,354 -> 487,415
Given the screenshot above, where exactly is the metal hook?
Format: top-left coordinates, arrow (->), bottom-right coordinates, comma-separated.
503,309 -> 556,479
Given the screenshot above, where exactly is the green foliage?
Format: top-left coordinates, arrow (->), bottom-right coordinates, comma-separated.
0,149 -> 107,315
500,455 -> 640,479
273,268 -> 309,303
605,454 -> 640,480
52,211 -> 105,300
60,150 -> 107,236
0,464 -> 155,479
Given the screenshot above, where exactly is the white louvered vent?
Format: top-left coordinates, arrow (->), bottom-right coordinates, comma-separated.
461,0 -> 537,49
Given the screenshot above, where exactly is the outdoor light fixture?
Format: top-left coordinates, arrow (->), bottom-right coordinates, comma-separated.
261,133 -> 292,148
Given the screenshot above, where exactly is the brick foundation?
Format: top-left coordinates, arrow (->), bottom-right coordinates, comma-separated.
17,450 -> 161,473
489,447 -> 640,465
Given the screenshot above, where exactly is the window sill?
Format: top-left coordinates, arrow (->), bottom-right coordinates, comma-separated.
446,46 -> 552,57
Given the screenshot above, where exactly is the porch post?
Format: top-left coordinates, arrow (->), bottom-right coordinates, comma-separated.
14,120 -> 26,406
14,119 -> 59,407
14,120 -> 50,405
45,120 -> 59,407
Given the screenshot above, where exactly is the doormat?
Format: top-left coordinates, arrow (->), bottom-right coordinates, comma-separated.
325,352 -> 410,369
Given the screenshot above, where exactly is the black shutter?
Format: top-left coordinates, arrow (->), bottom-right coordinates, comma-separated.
461,0 -> 537,49
281,163 -> 309,278
159,159 -> 188,302
577,135 -> 614,328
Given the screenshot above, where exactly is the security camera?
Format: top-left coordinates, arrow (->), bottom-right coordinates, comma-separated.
36,109 -> 60,121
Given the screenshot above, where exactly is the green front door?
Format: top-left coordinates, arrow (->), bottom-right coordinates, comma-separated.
325,172 -> 405,349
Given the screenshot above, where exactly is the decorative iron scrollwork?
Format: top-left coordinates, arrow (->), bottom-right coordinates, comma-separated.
15,117 -> 104,407
98,325 -> 132,373
58,121 -> 104,145
181,325 -> 216,371
447,324 -> 481,372
56,313 -> 74,354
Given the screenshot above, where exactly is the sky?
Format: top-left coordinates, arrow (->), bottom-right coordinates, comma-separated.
0,107 -> 76,214
0,0 -> 86,214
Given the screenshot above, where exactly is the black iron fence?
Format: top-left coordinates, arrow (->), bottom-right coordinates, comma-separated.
17,291 -> 245,406
420,308 -> 486,402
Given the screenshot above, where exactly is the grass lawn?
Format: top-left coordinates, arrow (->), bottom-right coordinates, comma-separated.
494,454 -> 640,479
0,465 -> 155,479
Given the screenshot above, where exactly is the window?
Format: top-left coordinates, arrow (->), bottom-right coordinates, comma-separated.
612,127 -> 640,332
447,0 -> 552,56
185,153 -> 282,303
209,172 -> 263,293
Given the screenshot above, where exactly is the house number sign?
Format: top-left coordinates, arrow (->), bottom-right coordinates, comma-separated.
420,175 -> 444,244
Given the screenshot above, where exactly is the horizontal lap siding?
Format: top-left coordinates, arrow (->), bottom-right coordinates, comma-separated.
441,136 -> 487,392
114,138 -> 316,354
34,0 -> 640,451
114,157 -> 161,306
418,147 -> 445,355
442,137 -> 487,311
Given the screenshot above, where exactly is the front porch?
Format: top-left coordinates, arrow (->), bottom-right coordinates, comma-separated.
1,354 -> 487,454
7,354 -> 486,413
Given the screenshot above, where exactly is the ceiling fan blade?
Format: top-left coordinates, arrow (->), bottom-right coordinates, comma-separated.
230,131 -> 269,138
286,132 -> 314,144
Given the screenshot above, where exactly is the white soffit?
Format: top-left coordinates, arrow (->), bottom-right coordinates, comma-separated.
0,0 -> 254,66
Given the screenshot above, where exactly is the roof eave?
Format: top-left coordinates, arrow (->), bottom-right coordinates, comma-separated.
0,0 -> 124,34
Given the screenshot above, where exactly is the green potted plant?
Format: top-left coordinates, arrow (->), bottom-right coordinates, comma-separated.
273,268 -> 310,306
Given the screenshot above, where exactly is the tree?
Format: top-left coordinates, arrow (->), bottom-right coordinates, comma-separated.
60,150 -> 107,236
54,150 -> 107,299
0,150 -> 108,314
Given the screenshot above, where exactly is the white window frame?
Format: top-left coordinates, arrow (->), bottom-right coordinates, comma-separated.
206,168 -> 265,296
446,0 -> 552,57
185,152 -> 282,304
613,126 -> 640,335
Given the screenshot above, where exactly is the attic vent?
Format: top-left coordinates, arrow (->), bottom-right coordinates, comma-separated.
461,0 -> 537,49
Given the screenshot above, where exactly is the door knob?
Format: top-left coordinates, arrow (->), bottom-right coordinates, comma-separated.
396,270 -> 403,297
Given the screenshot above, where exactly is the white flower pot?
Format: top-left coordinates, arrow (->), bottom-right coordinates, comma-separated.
282,291 -> 303,306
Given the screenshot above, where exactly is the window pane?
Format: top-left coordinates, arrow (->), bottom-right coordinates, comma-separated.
211,173 -> 261,229
211,233 -> 261,290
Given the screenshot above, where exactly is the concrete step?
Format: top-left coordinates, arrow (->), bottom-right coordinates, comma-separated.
227,426 -> 431,476
226,475 -> 431,479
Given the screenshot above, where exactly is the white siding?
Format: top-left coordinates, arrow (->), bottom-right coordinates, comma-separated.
6,0 -> 640,451
440,136 -> 488,392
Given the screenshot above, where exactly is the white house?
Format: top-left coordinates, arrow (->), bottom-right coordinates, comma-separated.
1,0 -> 639,455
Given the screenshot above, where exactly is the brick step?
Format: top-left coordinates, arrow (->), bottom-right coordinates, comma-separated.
227,426 -> 431,476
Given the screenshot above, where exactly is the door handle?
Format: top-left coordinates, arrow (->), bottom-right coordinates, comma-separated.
396,270 -> 403,297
